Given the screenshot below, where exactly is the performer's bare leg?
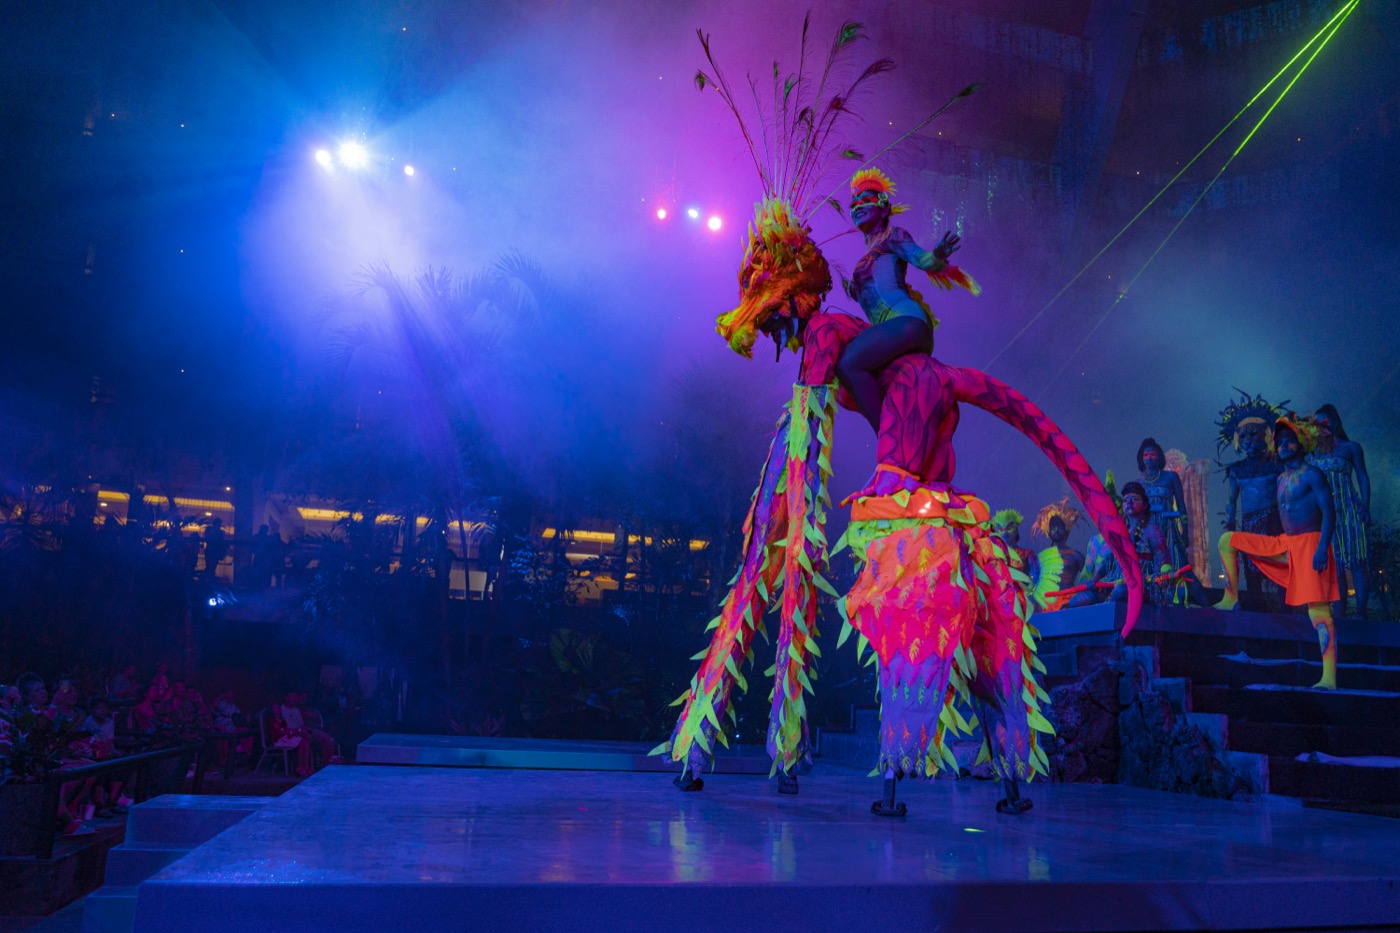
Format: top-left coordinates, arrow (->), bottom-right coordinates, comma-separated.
1307,603 -> 1337,691
1214,531 -> 1244,610
1216,532 -> 1337,689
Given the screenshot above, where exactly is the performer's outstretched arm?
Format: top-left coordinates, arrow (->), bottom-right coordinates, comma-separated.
887,229 -> 959,272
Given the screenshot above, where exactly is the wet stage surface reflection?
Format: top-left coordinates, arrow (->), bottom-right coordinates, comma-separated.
133,764 -> 1400,932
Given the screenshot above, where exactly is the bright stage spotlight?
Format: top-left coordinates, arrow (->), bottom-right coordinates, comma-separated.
403,164 -> 416,176
656,207 -> 668,220
707,215 -> 722,232
313,148 -> 333,169
686,207 -> 700,220
337,141 -> 369,169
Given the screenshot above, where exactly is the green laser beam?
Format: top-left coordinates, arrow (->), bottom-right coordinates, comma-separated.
1030,0 -> 1358,402
982,0 -> 1358,372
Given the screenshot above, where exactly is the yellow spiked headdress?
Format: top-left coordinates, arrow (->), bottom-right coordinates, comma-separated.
1032,498 -> 1083,540
849,168 -> 908,214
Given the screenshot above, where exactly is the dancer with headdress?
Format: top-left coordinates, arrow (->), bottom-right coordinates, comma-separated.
1310,403 -> 1371,619
1033,498 -> 1085,609
1217,390 -> 1286,610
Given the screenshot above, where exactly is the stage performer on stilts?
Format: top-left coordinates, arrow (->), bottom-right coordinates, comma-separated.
653,17 -> 1143,815
1214,416 -> 1339,690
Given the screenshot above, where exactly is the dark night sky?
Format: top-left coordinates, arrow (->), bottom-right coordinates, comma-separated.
3,0 -> 1398,542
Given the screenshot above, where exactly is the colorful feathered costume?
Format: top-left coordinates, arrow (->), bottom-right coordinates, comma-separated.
654,18 -> 1142,813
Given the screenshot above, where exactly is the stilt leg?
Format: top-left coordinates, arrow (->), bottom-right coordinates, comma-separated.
871,771 -> 907,817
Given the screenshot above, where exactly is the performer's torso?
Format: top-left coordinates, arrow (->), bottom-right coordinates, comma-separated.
851,227 -> 930,326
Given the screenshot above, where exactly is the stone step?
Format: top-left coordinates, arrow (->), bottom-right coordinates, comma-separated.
1227,720 -> 1400,759
124,795 -> 268,846
1038,651 -> 1077,679
1191,684 -> 1400,724
1130,629 -> 1400,666
79,884 -> 136,933
1162,652 -> 1400,693
1267,756 -> 1400,805
1185,712 -> 1228,752
1223,750 -> 1270,795
101,843 -> 190,886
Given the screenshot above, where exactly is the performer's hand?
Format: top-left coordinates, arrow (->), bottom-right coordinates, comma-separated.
1312,549 -> 1328,572
933,231 -> 961,262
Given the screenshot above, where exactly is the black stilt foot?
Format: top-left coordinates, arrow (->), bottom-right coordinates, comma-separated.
777,769 -> 799,795
673,768 -> 704,792
870,777 -> 907,817
996,778 -> 1032,814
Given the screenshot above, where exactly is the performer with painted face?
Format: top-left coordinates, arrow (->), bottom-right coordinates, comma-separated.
1033,498 -> 1086,608
1215,416 -> 1338,689
838,170 -> 977,433
1136,438 -> 1190,572
1218,391 -> 1286,611
1309,403 -> 1371,619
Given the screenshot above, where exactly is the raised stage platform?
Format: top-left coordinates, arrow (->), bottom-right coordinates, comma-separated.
1034,601 -> 1400,659
127,760 -> 1400,932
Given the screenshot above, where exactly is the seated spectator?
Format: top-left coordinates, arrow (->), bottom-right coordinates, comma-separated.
267,703 -> 309,776
49,679 -> 85,728
212,689 -> 240,732
211,688 -> 251,766
275,692 -> 336,776
150,663 -> 171,702
82,698 -> 116,746
109,664 -> 141,702
17,673 -> 49,714
132,682 -> 167,732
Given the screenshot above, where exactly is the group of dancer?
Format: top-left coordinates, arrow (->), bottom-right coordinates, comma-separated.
1007,395 -> 1371,692
658,18 -> 1365,816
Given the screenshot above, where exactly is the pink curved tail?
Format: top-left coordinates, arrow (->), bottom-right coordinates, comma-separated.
947,365 -> 1143,635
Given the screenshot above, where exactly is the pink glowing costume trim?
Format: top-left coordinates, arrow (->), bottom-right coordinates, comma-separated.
654,385 -> 837,776
837,484 -> 1052,781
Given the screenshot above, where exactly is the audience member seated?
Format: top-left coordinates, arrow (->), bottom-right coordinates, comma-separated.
49,679 -> 85,728
132,682 -> 168,732
109,663 -> 142,702
274,691 -> 336,776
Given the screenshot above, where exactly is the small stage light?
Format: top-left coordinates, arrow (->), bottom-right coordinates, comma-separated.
338,141 -> 369,169
403,164 -> 416,176
656,207 -> 668,220
707,215 -> 722,232
686,207 -> 700,220
314,148 -> 333,169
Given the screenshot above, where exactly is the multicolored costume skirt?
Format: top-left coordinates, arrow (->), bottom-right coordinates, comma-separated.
838,473 -> 1052,783
1308,454 -> 1368,567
